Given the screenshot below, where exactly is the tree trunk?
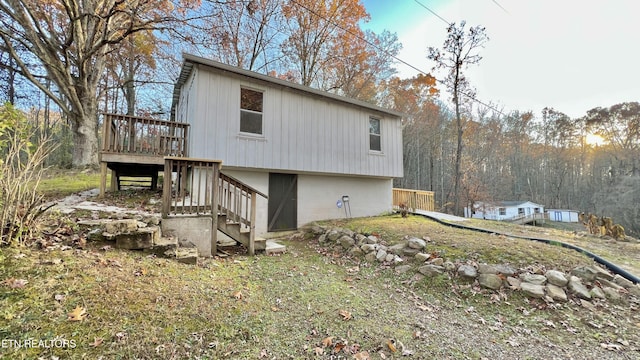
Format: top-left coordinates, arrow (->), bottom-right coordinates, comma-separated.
70,96 -> 99,167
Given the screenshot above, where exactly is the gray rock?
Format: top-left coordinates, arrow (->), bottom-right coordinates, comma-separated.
341,229 -> 355,238
115,226 -> 159,250
385,254 -> 395,263
407,237 -> 427,249
418,264 -> 445,277
592,266 -> 614,281
355,233 -> 367,245
388,242 -> 407,254
365,235 -> 379,244
521,282 -> 545,298
568,277 -> 592,300
590,287 -> 606,299
458,265 -> 478,280
327,230 -> 341,242
613,274 -> 634,289
597,278 -> 625,291
546,284 -> 567,302
144,216 -> 161,226
318,234 -> 327,244
310,225 -> 325,235
478,274 -> 503,290
629,285 -> 640,297
545,270 -> 568,287
478,264 -> 498,274
349,246 -> 364,256
376,249 -> 388,262
506,276 -> 521,289
443,261 -> 456,271
361,244 -> 376,253
428,257 -> 444,266
105,219 -> 140,234
392,255 -> 404,264
602,287 -> 623,302
495,264 -> 517,277
364,252 -> 377,263
571,266 -> 598,282
395,265 -> 412,274
519,273 -> 547,285
402,247 -> 420,256
174,247 -> 199,264
414,253 -> 430,262
338,235 -> 355,249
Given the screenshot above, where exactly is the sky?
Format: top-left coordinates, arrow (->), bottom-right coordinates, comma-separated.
361,0 -> 640,119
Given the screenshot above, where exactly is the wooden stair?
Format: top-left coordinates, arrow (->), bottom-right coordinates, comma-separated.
217,214 -> 266,251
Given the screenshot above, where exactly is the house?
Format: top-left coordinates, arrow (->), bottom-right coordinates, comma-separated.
170,53 -> 404,237
547,209 -> 580,223
465,201 -> 545,221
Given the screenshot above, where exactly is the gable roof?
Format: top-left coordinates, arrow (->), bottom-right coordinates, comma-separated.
170,53 -> 404,121
476,200 -> 544,208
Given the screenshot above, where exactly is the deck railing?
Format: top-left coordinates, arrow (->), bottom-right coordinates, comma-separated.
161,157 -> 266,255
102,113 -> 189,157
392,188 -> 435,212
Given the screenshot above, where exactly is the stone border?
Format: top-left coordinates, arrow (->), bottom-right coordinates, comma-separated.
309,225 -> 640,304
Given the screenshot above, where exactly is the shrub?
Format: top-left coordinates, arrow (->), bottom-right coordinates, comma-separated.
0,103 -> 57,246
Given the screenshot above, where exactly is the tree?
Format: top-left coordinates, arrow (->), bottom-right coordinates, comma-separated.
281,0 -> 369,88
428,21 -> 488,215
206,0 -> 282,72
0,0 -> 198,167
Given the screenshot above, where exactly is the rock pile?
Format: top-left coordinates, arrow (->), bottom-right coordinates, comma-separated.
309,225 -> 640,303
79,217 -> 199,264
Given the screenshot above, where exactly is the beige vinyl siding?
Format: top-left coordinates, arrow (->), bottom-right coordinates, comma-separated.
187,65 -> 402,178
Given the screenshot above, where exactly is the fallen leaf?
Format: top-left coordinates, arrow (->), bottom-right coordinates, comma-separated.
100,245 -> 111,251
321,336 -> 334,348
233,290 -> 243,300
67,306 -> 87,321
271,306 -> 279,312
354,351 -> 370,360
54,294 -> 65,302
134,268 -> 147,276
314,346 -> 324,356
3,278 -> 28,289
387,339 -> 397,353
333,342 -> 345,353
259,348 -> 268,358
91,337 -> 103,347
413,330 -> 422,339
339,309 -> 352,321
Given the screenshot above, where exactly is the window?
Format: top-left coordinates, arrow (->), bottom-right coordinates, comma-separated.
369,117 -> 381,151
499,207 -> 506,216
518,208 -> 525,215
240,88 -> 263,135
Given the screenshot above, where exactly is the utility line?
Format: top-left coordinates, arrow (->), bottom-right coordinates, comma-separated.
490,0 -> 510,15
413,0 -> 451,25
287,0 -> 506,116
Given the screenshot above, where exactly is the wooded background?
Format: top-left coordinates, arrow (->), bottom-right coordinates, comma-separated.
1,0 -> 638,235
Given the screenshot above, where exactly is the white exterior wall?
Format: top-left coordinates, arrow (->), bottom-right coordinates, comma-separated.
220,169 -> 392,236
468,201 -> 544,220
184,65 -> 403,178
548,209 -> 579,223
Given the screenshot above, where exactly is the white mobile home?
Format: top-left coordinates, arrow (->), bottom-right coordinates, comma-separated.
466,201 -> 545,221
547,209 -> 580,223
171,54 -> 404,235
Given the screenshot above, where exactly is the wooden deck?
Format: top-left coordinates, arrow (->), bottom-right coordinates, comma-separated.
99,113 -> 190,195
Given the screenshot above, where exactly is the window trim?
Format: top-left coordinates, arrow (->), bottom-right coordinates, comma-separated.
240,86 -> 264,136
369,117 -> 382,152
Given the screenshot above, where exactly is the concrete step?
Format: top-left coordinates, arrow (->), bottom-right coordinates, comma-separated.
265,240 -> 286,255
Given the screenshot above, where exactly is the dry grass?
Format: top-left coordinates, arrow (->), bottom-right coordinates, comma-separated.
1,213 -> 639,359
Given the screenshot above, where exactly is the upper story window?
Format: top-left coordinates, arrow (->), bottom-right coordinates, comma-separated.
240,88 -> 263,135
369,117 -> 381,151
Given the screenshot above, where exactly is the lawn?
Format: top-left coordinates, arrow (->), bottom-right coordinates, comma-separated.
2,210 -> 639,359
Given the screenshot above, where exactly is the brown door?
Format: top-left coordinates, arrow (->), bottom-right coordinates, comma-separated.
268,173 -> 297,231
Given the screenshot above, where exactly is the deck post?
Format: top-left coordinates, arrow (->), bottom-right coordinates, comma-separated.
99,162 -> 107,198
211,162 -> 220,256
249,192 -> 257,256
162,157 -> 172,218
